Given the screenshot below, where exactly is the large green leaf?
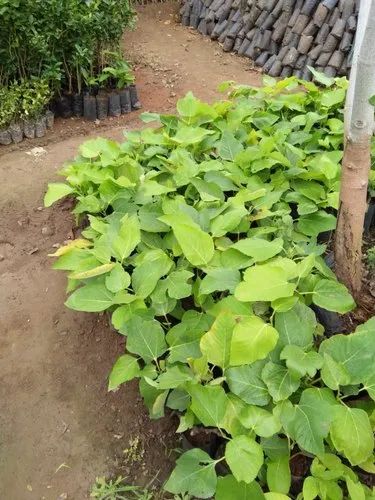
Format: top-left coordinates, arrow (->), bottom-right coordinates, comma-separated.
208,296 -> 253,317
230,238 -> 283,262
217,130 -> 244,161
200,268 -> 241,295
173,125 -> 214,145
108,354 -> 140,391
225,435 -> 263,483
261,436 -> 290,461
239,406 -> 281,437
308,66 -> 335,87
262,362 -> 301,402
235,264 -> 295,302
200,312 -> 235,369
320,353 -> 351,390
230,316 -> 279,366
166,389 -> 190,411
188,383 -> 228,428
346,478 -> 367,500
319,317 -> 375,384
44,182 -> 74,207
321,88 -> 346,108
165,270 -> 193,299
220,393 -> 248,436
191,178 -> 224,202
330,406 -> 374,466
139,378 -> 167,419
164,219 -> 214,266
275,301 -> 316,349
155,364 -> 193,389
211,207 -> 248,237
126,316 -> 167,362
177,92 -> 203,119
132,249 -> 173,298
226,362 -> 271,406
216,475 -> 265,500
280,345 -> 323,378
164,448 -> 217,498
302,477 -> 320,500
111,300 -> 147,333
312,279 -> 355,313
167,311 -> 212,363
280,388 -> 338,455
111,214 -> 141,262
105,263 -> 131,293
267,457 -> 291,495
297,211 -> 336,237
65,283 -> 114,312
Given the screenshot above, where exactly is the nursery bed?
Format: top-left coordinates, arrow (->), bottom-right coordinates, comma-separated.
0,3 -> 261,498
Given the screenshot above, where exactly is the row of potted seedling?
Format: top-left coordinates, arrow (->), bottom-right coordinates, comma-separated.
0,84 -> 142,146
0,111 -> 55,145
53,84 -> 142,121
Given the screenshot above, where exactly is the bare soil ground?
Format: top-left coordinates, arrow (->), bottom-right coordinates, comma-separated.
0,4 -> 260,499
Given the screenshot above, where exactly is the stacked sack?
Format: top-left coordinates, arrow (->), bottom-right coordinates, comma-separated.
180,0 -> 358,79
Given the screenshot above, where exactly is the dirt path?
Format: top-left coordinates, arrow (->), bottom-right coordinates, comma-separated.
0,4 -> 260,499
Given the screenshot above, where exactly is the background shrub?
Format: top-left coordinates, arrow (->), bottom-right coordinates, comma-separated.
0,0 -> 135,92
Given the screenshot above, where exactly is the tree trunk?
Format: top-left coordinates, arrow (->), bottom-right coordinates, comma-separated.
334,139 -> 370,296
334,0 -> 375,299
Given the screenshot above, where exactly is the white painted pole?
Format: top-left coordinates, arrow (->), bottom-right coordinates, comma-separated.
335,0 -> 375,296
345,0 -> 375,141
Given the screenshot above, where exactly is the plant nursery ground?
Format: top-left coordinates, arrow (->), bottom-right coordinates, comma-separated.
0,3 -> 261,499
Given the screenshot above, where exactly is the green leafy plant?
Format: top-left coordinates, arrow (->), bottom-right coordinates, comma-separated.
45,77 -> 375,499
0,0 -> 135,92
300,454 -> 374,500
0,76 -> 51,128
0,84 -> 19,128
81,68 -> 111,93
102,52 -> 135,89
90,476 -> 153,500
18,77 -> 51,120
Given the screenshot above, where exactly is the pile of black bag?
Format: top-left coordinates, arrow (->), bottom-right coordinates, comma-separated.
180,0 -> 358,79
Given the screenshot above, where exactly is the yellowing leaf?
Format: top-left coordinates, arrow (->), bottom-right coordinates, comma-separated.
69,262 -> 115,279
48,239 -> 92,257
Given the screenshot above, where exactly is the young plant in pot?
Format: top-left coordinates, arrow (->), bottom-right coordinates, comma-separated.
82,70 -> 100,122
95,72 -> 112,120
19,78 -> 52,138
40,63 -> 60,128
102,54 -> 139,113
0,85 -> 18,145
71,44 -> 92,117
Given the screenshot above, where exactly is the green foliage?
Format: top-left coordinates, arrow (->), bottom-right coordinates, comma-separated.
0,85 -> 19,129
19,77 -> 51,120
102,52 -> 135,89
46,77 -> 375,499
0,0 -> 135,92
300,454 -> 374,500
0,77 -> 51,128
90,476 -> 153,499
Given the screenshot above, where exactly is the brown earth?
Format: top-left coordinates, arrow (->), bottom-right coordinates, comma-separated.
0,3 -> 261,500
